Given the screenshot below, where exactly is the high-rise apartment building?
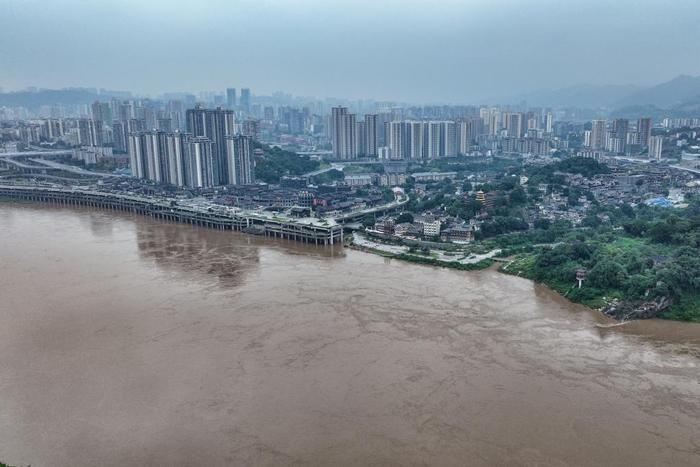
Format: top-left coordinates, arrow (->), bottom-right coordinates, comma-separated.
545,112 -> 553,133
240,88 -> 251,113
425,122 -> 443,159
186,105 -> 235,185
637,117 -> 652,148
607,118 -> 629,153
144,130 -> 168,183
128,131 -> 217,188
331,107 -> 357,160
457,120 -> 471,154
77,118 -> 103,146
364,114 -> 378,157
387,121 -> 406,160
408,121 -> 424,159
225,135 -> 255,185
165,132 -> 188,187
590,119 -> 606,150
226,88 -> 236,108
187,137 -> 215,188
649,135 -> 663,160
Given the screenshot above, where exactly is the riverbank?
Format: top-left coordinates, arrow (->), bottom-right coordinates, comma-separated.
0,184 -> 344,245
349,232 -> 497,271
501,251 -> 700,323
351,231 -> 700,325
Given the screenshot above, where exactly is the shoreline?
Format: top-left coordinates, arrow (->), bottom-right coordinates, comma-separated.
347,241 -> 495,272
3,197 -> 697,326
350,236 -> 700,326
0,185 -> 344,245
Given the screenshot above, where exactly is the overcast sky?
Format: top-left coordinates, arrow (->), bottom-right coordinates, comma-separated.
1,0 -> 699,103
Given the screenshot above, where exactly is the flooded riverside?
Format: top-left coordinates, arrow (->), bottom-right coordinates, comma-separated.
0,203 -> 699,467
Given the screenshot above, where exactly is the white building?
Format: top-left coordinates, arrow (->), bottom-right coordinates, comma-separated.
649,135 -> 663,160
422,219 -> 441,237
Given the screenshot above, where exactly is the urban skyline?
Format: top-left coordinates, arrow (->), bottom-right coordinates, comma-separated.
2,2 -> 700,466
2,0 -> 700,102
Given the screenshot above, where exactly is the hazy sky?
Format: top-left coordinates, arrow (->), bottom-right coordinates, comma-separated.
1,0 -> 700,103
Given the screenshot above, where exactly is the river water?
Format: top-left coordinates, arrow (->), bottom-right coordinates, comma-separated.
0,204 -> 699,467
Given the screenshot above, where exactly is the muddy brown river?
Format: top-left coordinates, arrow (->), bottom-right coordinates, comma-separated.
0,204 -> 699,466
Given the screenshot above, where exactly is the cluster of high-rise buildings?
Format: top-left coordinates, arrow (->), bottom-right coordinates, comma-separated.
330,106 -> 556,160
583,117 -> 662,159
128,106 -> 255,188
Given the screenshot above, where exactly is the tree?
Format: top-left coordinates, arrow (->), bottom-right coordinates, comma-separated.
648,221 -> 673,244
589,260 -> 627,289
534,218 -> 551,230
396,212 -> 414,224
509,186 -> 526,204
623,219 -> 648,237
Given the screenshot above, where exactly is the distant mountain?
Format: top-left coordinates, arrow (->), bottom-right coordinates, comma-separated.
0,88 -> 131,111
498,83 -> 644,109
613,75 -> 700,109
496,75 -> 700,111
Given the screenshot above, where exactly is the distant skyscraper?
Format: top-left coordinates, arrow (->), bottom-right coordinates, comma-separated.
186,105 -> 235,185
457,120 -> 471,154
426,122 -> 442,159
608,118 -> 629,153
355,120 -> 367,157
112,121 -> 127,152
240,88 -> 251,113
506,113 -> 523,138
226,88 -> 236,108
637,117 -> 652,148
331,107 -> 357,160
545,112 -> 553,133
77,118 -> 103,146
144,130 -> 168,183
186,137 -> 215,188
443,121 -> 457,156
590,119 -> 606,150
364,114 -> 378,157
649,135 -> 663,160
225,135 -> 255,185
408,121 -> 424,159
91,101 -> 112,123
166,132 -> 188,187
127,133 -> 146,178
387,121 -> 406,160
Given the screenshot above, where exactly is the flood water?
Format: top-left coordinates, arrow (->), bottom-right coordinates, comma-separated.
0,203 -> 699,467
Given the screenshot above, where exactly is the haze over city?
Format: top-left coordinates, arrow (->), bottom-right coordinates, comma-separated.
2,2 -> 700,467
2,0 -> 700,102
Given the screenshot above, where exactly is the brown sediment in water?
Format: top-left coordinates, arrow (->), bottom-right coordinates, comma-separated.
0,203 -> 699,467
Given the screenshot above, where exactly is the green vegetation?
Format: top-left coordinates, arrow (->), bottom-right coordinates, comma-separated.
394,253 -> 493,271
253,143 -> 320,183
343,164 -> 383,174
528,156 -> 610,184
504,197 -> 700,322
410,155 -> 521,176
396,212 -> 414,224
312,169 -> 343,185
